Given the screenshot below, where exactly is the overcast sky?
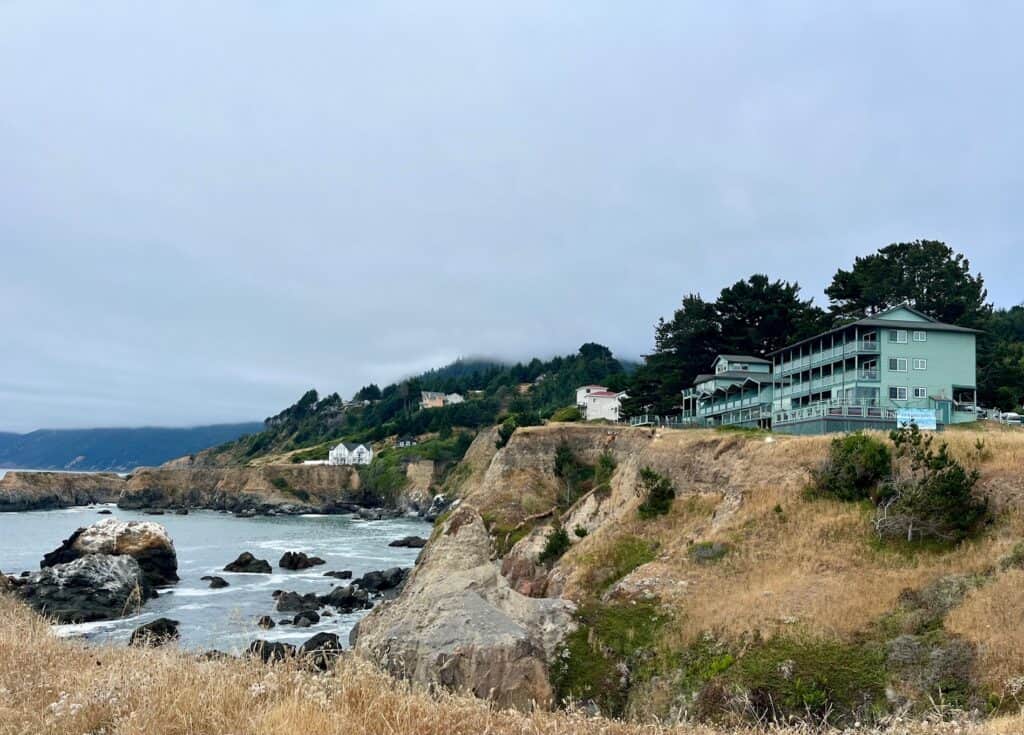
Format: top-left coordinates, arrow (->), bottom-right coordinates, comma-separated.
2,2 -> 1022,432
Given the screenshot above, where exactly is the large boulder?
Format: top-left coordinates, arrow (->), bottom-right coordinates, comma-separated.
41,519 -> 178,587
353,567 -> 408,593
0,570 -> 12,593
224,552 -> 272,574
389,536 -> 428,548
248,640 -> 296,664
279,551 -> 326,570
352,506 -> 575,711
319,584 -> 371,613
299,632 -> 343,671
276,591 -> 321,613
130,617 -> 180,647
19,554 -> 154,623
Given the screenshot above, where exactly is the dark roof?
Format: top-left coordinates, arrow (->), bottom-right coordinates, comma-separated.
714,354 -> 771,364
693,371 -> 770,385
397,435 -> 417,443
342,442 -> 370,451
767,311 -> 981,356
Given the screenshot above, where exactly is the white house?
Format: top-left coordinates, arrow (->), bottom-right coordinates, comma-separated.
445,393 -> 465,405
328,441 -> 374,466
420,391 -> 466,409
576,385 -> 627,422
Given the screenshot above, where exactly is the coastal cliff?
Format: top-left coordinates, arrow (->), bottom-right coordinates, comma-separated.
0,464 -> 366,514
121,465 -> 362,512
355,423 -> 1024,722
0,471 -> 125,511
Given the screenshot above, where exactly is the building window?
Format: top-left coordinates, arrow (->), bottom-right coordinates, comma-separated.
889,386 -> 908,401
913,387 -> 927,399
889,329 -> 908,344
913,358 -> 927,370
913,330 -> 927,342
888,357 -> 908,372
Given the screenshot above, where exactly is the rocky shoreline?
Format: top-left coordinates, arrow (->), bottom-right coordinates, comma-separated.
0,466 -> 452,520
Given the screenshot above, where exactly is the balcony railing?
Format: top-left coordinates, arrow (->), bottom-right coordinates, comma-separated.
628,414 -> 698,428
774,398 -> 905,426
777,340 -> 880,373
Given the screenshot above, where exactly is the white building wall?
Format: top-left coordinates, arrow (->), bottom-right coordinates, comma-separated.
583,393 -> 624,421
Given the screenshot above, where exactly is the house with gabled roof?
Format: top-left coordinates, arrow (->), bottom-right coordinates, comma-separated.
328,441 -> 374,466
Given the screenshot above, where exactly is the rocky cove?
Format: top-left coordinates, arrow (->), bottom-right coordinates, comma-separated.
4,424 -> 1024,727
0,463 -> 448,518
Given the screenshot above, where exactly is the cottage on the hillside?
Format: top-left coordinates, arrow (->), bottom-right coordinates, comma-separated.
328,441 -> 374,466
576,385 -> 627,422
396,435 -> 418,448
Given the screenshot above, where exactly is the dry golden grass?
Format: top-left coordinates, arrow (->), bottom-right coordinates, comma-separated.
0,595 -> 1021,735
548,426 -> 1024,650
947,568 -> 1024,695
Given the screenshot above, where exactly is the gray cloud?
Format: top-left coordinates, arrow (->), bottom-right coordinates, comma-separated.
2,1 -> 1022,432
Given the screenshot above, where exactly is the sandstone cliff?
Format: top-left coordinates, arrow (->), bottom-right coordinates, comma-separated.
120,465 -> 362,512
352,505 -> 575,710
0,471 -> 126,512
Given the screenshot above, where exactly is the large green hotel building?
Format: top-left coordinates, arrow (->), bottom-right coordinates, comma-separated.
668,305 -> 979,434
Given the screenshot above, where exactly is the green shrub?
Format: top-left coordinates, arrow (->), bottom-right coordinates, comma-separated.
539,522 -> 572,566
596,535 -> 658,592
724,636 -> 887,724
594,451 -> 616,494
637,467 -> 675,518
875,425 -> 986,544
549,405 -> 582,422
495,417 -> 517,449
551,601 -> 668,716
813,432 -> 892,502
573,525 -> 588,538
270,476 -> 290,491
553,441 -> 594,508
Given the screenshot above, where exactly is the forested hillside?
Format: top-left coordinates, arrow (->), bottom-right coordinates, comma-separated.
203,344 -> 631,464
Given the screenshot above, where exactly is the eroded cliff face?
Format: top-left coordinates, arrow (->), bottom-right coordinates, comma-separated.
0,471 -> 126,512
352,505 -> 575,710
120,465 -> 362,512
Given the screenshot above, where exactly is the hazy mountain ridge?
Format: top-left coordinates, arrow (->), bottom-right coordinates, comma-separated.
0,423 -> 263,472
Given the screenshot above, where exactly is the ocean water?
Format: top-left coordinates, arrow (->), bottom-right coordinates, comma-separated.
0,505 -> 428,652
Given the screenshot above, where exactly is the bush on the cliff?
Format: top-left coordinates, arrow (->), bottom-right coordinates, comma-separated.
720,635 -> 887,725
549,406 -> 582,422
812,432 -> 891,502
539,522 -> 571,567
551,600 -> 668,716
637,468 -> 675,519
874,425 -> 986,544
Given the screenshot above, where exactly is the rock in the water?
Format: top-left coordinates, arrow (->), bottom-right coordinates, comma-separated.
174,508 -> 189,515
97,509 -> 113,515
323,570 -> 352,580
299,632 -> 342,671
352,507 -> 575,711
293,610 -> 320,627
256,615 -> 276,629
353,567 -> 408,593
41,518 -> 178,587
130,617 -> 180,646
19,555 -> 154,623
276,591 -> 321,612
388,536 -> 428,548
279,551 -> 326,570
201,575 -> 230,589
248,640 -> 296,663
224,552 -> 272,574
319,584 -> 371,613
